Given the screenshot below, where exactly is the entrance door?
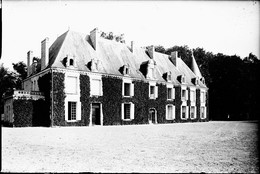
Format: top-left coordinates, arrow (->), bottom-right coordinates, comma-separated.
92,103 -> 101,125
149,108 -> 156,124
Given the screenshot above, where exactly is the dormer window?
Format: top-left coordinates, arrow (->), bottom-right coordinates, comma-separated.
192,77 -> 199,85
167,72 -> 172,82
200,77 -> 205,84
177,75 -> 186,84
91,58 -> 101,72
146,59 -> 156,79
69,59 -> 74,66
123,64 -> 130,76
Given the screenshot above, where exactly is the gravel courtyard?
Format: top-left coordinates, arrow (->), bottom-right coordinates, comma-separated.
2,121 -> 258,173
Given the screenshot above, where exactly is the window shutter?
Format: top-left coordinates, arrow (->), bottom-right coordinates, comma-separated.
155,86 -> 158,98
122,83 -> 124,96
172,88 -> 175,99
130,103 -> 135,119
121,103 -> 124,119
173,105 -> 176,119
100,80 -> 103,96
131,83 -> 134,96
186,106 -> 189,119
185,90 -> 188,100
204,107 -> 207,118
148,85 -> 151,98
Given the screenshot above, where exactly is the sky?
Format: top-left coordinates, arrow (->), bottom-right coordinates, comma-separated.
1,1 -> 259,71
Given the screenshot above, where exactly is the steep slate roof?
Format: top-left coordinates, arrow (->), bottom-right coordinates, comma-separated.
47,30 -> 207,88
191,54 -> 203,79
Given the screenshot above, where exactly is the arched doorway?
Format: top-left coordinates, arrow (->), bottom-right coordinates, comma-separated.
148,108 -> 157,124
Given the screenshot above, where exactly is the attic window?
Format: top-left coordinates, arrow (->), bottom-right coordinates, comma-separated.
167,72 -> 172,82
200,77 -> 205,84
178,75 -> 186,84
192,77 -> 199,85
69,59 -> 74,66
123,64 -> 130,75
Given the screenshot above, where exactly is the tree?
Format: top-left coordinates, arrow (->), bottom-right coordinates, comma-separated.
100,31 -> 125,43
12,61 -> 27,89
0,64 -> 17,113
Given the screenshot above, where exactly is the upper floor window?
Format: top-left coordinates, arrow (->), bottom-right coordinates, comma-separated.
167,87 -> 175,100
66,76 -> 77,94
190,90 -> 196,102
149,83 -> 158,99
122,79 -> 134,97
201,91 -> 206,103
91,79 -> 102,96
69,59 -> 74,66
181,89 -> 188,101
123,64 -> 130,76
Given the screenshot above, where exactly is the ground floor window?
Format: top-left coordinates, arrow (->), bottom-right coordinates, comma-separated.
201,106 -> 206,119
122,103 -> 134,120
166,104 -> 175,120
190,106 -> 196,119
68,102 -> 77,120
181,106 -> 188,119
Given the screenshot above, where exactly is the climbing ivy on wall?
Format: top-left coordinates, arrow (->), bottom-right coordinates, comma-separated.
13,99 -> 33,127
80,74 -> 91,126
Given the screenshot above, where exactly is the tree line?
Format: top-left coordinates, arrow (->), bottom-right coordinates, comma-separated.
1,45 -> 259,120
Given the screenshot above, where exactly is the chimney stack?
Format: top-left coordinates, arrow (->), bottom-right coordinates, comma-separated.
41,37 -> 49,70
147,45 -> 155,59
90,28 -> 99,50
27,51 -> 33,77
170,51 -> 179,67
130,41 -> 134,53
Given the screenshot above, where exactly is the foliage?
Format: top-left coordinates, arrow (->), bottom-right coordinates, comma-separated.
100,31 -> 125,43
12,61 -> 27,89
13,99 -> 33,127
80,74 -> 91,126
0,64 -> 17,113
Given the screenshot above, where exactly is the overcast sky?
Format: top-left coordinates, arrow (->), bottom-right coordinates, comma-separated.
1,1 -> 259,70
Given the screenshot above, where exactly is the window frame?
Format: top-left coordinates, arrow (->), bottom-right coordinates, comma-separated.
65,75 -> 78,95
89,75 -> 103,96
200,106 -> 206,119
181,105 -> 188,120
68,101 -> 77,121
166,104 -> 175,120
122,78 -> 134,97
190,106 -> 196,119
121,102 -> 135,121
149,82 -> 158,99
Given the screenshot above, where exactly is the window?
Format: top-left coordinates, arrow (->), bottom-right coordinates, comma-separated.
181,106 -> 188,119
182,89 -> 187,100
69,59 -> 74,66
122,81 -> 134,97
167,72 -> 172,81
190,106 -> 196,119
91,79 -> 102,96
167,88 -> 175,100
166,104 -> 175,120
201,106 -> 206,119
149,85 -> 158,99
68,102 -> 77,120
190,90 -> 196,102
66,76 -> 77,94
124,83 -> 130,96
122,103 -> 135,120
201,91 -> 205,103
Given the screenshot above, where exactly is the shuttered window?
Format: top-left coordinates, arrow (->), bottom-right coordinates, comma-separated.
66,76 -> 77,94
181,106 -> 187,119
91,79 -> 102,96
124,83 -> 131,96
68,102 -> 77,120
166,105 -> 175,120
124,103 -> 131,119
190,106 -> 196,119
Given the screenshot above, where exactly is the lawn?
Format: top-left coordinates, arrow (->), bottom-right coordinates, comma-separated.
2,121 -> 258,173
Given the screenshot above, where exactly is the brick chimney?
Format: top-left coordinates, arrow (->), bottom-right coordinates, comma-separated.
41,37 -> 49,70
130,41 -> 134,53
170,51 -> 179,67
90,28 -> 99,50
147,45 -> 155,59
27,51 -> 33,77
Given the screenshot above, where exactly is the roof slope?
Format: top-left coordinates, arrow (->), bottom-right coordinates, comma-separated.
47,30 -> 207,88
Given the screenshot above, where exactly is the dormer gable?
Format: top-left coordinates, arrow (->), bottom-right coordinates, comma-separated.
146,59 -> 156,79
192,77 -> 199,85
163,71 -> 172,82
62,54 -> 76,68
177,74 -> 186,84
120,64 -> 131,76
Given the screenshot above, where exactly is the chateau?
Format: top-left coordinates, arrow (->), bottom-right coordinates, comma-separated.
4,28 -> 208,127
